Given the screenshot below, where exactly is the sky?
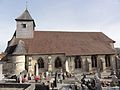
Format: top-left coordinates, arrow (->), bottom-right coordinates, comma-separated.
0,0 -> 120,52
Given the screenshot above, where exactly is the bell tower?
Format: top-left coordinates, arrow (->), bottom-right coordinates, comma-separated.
15,9 -> 36,38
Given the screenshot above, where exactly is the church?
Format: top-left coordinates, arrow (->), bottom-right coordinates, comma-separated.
3,9 -> 116,76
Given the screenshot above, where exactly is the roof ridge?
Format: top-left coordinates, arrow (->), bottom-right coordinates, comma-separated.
34,30 -> 102,33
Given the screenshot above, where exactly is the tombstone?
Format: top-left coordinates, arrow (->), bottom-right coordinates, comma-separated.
19,73 -> 22,83
54,72 -> 57,87
81,84 -> 88,90
94,73 -> 102,90
81,73 -> 86,85
65,60 -> 70,73
88,78 -> 95,90
45,71 -> 49,80
35,63 -> 39,76
46,71 -> 49,77
111,69 -> 116,75
81,73 -> 88,90
0,61 -> 3,81
97,68 -> 101,78
112,74 -> 118,84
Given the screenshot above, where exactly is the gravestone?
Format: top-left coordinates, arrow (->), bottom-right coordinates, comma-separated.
94,73 -> 102,90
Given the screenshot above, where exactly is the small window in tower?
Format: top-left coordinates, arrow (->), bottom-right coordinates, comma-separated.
22,24 -> 26,28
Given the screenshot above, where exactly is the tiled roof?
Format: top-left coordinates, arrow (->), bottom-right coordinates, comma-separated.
0,53 -> 5,60
7,31 -> 115,56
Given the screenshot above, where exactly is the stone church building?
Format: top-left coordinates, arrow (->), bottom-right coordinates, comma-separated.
3,9 -> 116,76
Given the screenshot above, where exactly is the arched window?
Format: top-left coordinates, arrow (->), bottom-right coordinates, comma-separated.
38,57 -> 44,68
91,55 -> 97,67
74,56 -> 81,68
105,55 -> 111,67
55,57 -> 62,68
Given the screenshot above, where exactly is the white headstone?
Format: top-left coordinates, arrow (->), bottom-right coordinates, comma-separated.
35,63 -> 39,76
0,62 -> 3,81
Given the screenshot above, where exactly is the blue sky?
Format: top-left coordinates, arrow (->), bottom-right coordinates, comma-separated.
0,0 -> 120,52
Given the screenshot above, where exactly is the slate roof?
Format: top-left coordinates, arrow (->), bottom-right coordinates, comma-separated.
6,31 -> 116,56
15,9 -> 36,27
15,9 -> 33,21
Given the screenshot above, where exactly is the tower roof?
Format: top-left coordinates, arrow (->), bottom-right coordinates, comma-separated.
15,9 -> 34,21
15,9 -> 36,27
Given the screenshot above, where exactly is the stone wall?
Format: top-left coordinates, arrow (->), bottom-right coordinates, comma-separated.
25,54 -> 115,75
66,55 -> 115,74
0,83 -> 31,90
27,54 -> 66,75
4,54 -> 115,76
12,55 -> 25,75
3,62 -> 15,74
